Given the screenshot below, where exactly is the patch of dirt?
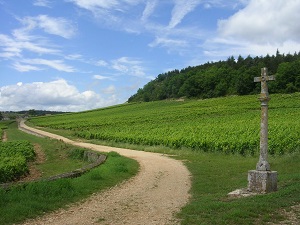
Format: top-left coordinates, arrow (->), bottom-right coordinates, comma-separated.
19,120 -> 191,225
18,143 -> 46,182
2,130 -> 7,142
268,204 -> 300,225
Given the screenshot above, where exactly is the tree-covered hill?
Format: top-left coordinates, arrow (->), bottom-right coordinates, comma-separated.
128,50 -> 300,102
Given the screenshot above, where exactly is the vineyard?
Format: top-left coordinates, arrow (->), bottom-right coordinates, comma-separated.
0,121 -> 9,140
0,140 -> 35,182
30,93 -> 300,155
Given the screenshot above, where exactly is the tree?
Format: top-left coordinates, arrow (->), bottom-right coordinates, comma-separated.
127,50 -> 300,102
28,109 -> 36,116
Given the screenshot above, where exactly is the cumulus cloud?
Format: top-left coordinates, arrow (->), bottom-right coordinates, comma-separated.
199,0 -> 300,59
218,0 -> 300,44
0,79 -> 118,112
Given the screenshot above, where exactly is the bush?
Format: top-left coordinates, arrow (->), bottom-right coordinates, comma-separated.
0,156 -> 28,182
0,141 -> 35,182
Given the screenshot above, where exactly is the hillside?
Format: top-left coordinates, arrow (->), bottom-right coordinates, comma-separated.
30,93 -> 300,156
128,51 -> 300,102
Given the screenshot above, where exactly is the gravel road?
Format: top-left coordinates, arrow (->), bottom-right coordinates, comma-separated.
19,120 -> 191,225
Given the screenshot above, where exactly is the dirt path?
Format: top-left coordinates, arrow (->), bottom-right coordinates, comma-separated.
1,130 -> 7,142
19,120 -> 191,225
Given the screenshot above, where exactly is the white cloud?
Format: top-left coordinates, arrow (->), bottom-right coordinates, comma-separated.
68,0 -> 119,11
200,0 -> 300,60
13,62 -> 42,72
149,36 -> 188,48
102,85 -> 116,94
218,0 -> 300,44
33,0 -> 51,7
37,15 -> 76,39
95,60 -> 108,67
111,57 -> 146,77
68,0 -> 141,12
0,24 -> 60,61
168,0 -> 201,29
0,79 -> 118,112
141,0 -> 157,22
17,15 -> 76,39
93,75 -> 113,80
22,58 -> 75,72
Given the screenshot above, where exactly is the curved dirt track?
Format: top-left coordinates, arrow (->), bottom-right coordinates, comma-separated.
20,121 -> 191,225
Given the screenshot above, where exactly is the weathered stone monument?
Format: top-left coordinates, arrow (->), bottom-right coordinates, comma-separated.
248,67 -> 277,193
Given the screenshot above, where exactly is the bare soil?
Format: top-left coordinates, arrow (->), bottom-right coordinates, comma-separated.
18,143 -> 46,182
19,121 -> 191,225
268,204 -> 300,225
1,130 -> 7,142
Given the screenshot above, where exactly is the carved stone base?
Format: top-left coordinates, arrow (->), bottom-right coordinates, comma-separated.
248,170 -> 277,193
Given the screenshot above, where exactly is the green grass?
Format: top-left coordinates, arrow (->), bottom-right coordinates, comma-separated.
0,151 -> 138,225
175,151 -> 300,224
4,121 -> 91,177
0,121 -> 139,224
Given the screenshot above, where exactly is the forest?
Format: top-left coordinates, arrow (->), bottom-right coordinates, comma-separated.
128,50 -> 300,102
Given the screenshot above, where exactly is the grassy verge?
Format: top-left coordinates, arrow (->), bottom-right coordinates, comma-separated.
0,122 -> 139,224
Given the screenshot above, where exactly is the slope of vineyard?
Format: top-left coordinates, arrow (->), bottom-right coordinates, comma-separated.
30,93 -> 300,155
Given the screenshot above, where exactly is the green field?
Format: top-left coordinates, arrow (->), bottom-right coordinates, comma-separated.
27,93 -> 300,224
30,93 -> 300,156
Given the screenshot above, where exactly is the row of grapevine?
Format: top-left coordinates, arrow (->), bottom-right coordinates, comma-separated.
0,141 -> 35,182
30,93 -> 300,155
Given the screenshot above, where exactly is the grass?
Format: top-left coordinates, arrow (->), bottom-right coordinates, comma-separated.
175,151 -> 300,224
5,121 -> 90,177
0,122 -> 139,225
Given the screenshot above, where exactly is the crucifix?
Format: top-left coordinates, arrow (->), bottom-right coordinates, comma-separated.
246,67 -> 277,193
254,67 -> 275,171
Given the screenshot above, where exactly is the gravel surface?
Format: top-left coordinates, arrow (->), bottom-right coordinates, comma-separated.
19,120 -> 191,225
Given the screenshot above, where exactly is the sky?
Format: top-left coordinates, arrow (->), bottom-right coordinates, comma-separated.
1,0 -> 300,112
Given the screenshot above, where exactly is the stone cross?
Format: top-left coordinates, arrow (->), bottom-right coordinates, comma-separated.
254,67 -> 275,171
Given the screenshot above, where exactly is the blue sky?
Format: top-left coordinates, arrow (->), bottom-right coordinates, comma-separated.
1,0 -> 300,112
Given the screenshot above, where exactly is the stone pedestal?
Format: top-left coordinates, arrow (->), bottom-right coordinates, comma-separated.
248,170 -> 277,193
